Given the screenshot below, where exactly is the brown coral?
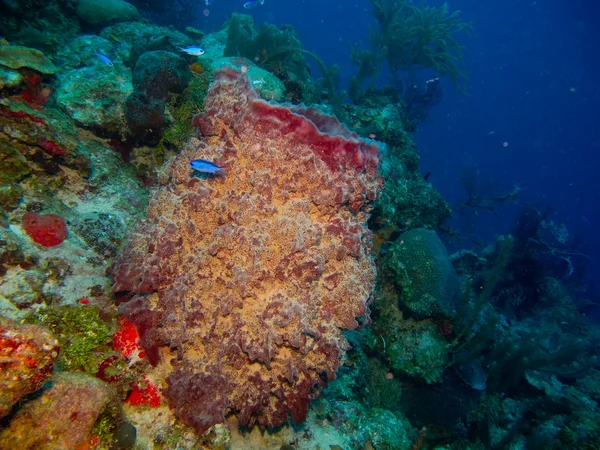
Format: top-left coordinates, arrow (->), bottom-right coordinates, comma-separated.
112,67 -> 382,434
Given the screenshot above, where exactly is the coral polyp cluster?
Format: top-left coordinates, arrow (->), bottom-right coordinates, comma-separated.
112,67 -> 382,433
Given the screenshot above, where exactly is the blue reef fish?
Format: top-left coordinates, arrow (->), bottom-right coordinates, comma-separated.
205,0 -> 213,4
179,46 -> 205,56
190,159 -> 224,175
96,53 -> 113,66
243,0 -> 264,9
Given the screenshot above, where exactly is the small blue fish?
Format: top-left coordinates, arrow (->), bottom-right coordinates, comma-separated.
243,0 -> 264,9
96,53 -> 113,66
204,0 -> 213,4
179,46 -> 205,56
190,159 -> 224,175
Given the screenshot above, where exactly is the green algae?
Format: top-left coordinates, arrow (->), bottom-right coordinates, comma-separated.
92,410 -> 121,450
0,141 -> 30,186
26,305 -> 115,373
158,70 -> 212,161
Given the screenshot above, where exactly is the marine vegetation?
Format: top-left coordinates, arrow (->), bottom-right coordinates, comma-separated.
350,0 -> 472,102
225,13 -> 343,109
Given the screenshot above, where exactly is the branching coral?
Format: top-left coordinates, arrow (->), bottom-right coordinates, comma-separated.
112,67 -> 382,434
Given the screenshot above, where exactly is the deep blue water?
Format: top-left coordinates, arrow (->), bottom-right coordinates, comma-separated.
197,0 -> 600,302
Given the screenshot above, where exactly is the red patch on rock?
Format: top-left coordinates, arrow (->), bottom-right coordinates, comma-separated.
126,376 -> 161,407
39,138 -> 67,156
113,317 -> 145,359
22,212 -> 68,247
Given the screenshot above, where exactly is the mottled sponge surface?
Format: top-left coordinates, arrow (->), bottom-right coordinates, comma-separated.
386,228 -> 459,319
112,67 -> 382,433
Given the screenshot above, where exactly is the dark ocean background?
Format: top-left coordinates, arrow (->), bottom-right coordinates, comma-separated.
188,0 -> 600,315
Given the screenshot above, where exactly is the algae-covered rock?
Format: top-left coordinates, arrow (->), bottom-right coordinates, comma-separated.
0,184 -> 24,212
0,269 -> 46,309
386,228 -> 459,319
0,66 -> 24,90
27,305 -> 113,373
212,57 -> 286,101
0,141 -> 30,185
0,320 -> 59,419
76,0 -> 139,25
0,44 -> 57,74
388,321 -> 449,383
71,211 -> 127,258
55,66 -> 132,133
55,34 -> 116,70
0,372 -> 121,449
0,227 -> 23,271
100,22 -> 193,68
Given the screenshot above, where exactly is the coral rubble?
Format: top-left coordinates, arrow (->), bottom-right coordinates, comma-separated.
112,67 -> 382,434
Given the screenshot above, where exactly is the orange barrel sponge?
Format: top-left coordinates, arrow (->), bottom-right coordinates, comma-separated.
112,66 -> 383,435
22,212 -> 68,247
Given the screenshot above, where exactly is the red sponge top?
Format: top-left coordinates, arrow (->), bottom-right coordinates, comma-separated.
22,212 -> 68,247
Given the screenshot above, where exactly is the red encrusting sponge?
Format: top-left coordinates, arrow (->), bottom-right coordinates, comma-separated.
22,212 -> 68,247
113,317 -> 145,360
126,376 -> 161,407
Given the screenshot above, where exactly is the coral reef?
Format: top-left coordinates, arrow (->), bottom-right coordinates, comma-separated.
1,4 -> 598,449
112,66 -> 382,434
